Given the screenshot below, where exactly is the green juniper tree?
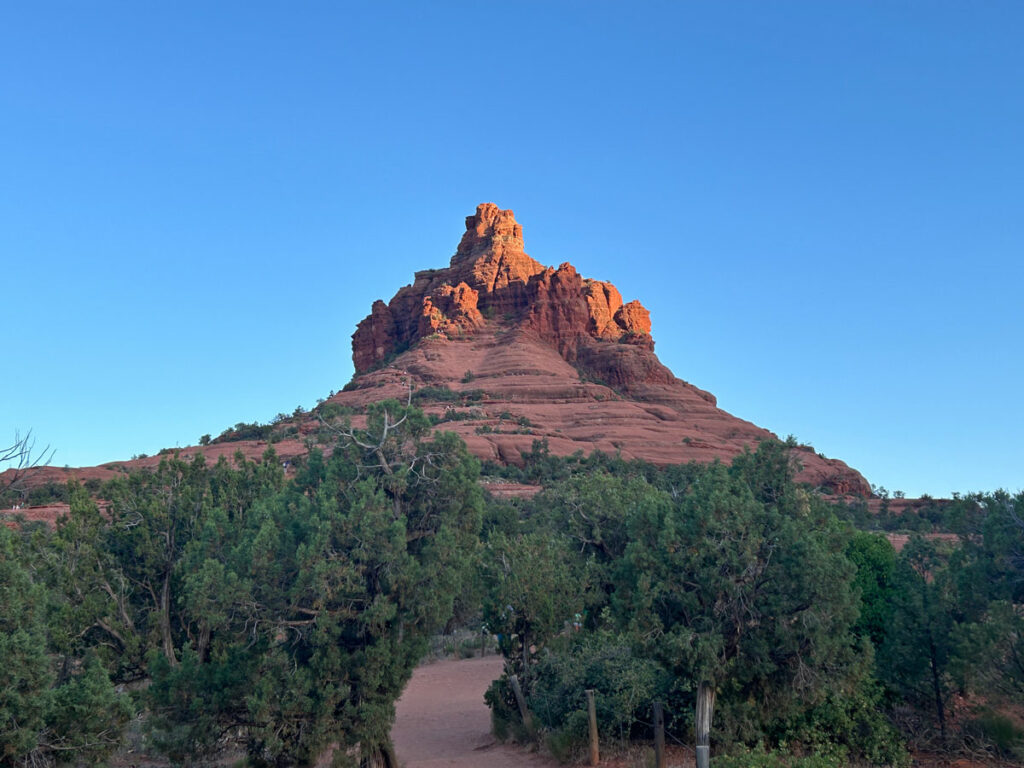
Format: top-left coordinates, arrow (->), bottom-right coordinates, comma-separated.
617,446 -> 863,746
846,530 -> 897,648
881,536 -> 956,744
139,400 -> 482,765
0,525 -> 130,766
483,441 -> 903,762
482,531 -> 582,675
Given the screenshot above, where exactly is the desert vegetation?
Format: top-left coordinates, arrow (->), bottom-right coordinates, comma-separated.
0,402 -> 482,766
1,417 -> 1022,766
478,441 -> 1024,765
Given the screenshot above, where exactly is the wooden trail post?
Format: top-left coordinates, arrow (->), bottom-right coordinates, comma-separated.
696,682 -> 715,768
480,628 -> 486,658
509,675 -> 534,736
653,701 -> 666,768
586,689 -> 599,765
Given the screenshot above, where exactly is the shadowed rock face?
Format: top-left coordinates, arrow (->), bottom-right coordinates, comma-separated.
345,203 -> 871,496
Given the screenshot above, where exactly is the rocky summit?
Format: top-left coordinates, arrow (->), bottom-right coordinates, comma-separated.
339,203 -> 869,495
352,203 -> 654,378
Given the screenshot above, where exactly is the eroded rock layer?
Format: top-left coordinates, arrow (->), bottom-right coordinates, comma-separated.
352,203 -> 654,377
344,203 -> 869,495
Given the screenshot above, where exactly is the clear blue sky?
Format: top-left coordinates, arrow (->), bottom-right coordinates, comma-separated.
3,2 -> 1021,497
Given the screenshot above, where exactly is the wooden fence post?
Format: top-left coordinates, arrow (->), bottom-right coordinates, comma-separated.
696,682 -> 715,768
509,674 -> 534,736
586,689 -> 599,765
653,701 -> 666,768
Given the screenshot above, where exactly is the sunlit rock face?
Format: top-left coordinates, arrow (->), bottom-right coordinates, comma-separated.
352,203 -> 655,374
345,203 -> 871,496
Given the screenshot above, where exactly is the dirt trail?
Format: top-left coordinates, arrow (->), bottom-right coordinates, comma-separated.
392,655 -> 558,768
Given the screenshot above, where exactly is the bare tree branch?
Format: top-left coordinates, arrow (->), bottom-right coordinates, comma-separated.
1,429 -> 55,498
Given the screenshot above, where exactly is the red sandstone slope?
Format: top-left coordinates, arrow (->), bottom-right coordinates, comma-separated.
341,204 -> 869,495
3,203 -> 870,498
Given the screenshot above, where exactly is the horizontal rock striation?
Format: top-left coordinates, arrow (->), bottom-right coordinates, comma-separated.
352,203 -> 654,384
343,203 -> 870,496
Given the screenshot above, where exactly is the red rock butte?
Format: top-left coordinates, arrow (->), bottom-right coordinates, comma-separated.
3,203 -> 871,501
343,203 -> 870,495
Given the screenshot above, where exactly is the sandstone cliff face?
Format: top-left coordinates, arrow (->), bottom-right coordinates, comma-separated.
352,203 -> 654,381
344,203 -> 871,496
417,282 -> 483,339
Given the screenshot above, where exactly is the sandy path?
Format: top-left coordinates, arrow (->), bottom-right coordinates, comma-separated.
392,655 -> 558,768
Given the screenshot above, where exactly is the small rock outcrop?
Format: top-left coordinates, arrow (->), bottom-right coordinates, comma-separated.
418,282 -> 483,339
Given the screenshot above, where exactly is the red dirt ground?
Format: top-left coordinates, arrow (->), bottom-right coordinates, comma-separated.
392,655 -> 559,768
392,656 -> 699,768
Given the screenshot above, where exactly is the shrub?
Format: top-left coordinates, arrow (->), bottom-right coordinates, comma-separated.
485,676 -> 532,744
412,385 -> 459,403
458,638 -> 480,659
317,402 -> 356,421
715,745 -> 844,768
213,422 -> 273,443
546,724 -> 583,764
966,708 -> 1024,759
269,425 -> 299,443
528,633 -> 670,744
772,675 -> 908,767
432,410 -> 475,425
25,482 -> 70,505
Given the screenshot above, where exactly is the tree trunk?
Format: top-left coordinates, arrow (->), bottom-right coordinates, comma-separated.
929,637 -> 947,742
197,621 -> 211,662
586,689 -> 599,766
161,569 -> 177,666
922,581 -> 946,743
